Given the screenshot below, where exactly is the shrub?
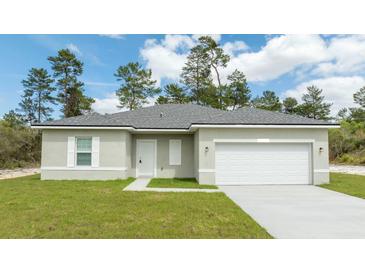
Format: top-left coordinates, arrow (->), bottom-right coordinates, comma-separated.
0,122 -> 41,168
329,121 -> 365,165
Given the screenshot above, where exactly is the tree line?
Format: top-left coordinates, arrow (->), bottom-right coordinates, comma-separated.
4,49 -> 94,126
112,36 -> 364,122
4,35 -> 365,126
0,49 -> 95,168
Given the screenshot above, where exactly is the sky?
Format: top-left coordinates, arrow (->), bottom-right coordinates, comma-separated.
1,34 -> 365,118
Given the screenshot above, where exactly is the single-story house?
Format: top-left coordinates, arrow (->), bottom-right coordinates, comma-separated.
32,104 -> 339,185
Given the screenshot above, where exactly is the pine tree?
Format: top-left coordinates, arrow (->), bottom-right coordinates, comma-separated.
336,108 -> 349,121
114,62 -> 160,110
156,96 -> 169,105
19,68 -> 55,123
224,69 -> 251,109
157,83 -> 189,104
296,85 -> 332,120
199,36 -> 230,109
48,49 -> 94,117
17,95 -> 36,124
251,90 -> 282,112
2,110 -> 26,128
282,97 -> 298,114
181,45 -> 212,105
354,86 -> 365,108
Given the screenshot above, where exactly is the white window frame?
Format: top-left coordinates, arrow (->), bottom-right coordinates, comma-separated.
169,139 -> 182,166
75,137 -> 93,167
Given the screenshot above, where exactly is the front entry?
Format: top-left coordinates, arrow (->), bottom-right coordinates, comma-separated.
136,140 -> 156,177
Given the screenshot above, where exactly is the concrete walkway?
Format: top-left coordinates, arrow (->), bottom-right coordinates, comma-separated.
123,178 -> 220,193
220,185 -> 365,239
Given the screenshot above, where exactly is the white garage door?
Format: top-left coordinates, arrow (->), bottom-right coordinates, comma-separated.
215,143 -> 311,185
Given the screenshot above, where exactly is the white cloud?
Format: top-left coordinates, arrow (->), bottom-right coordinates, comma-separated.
224,35 -> 330,82
284,76 -> 365,114
66,43 -> 82,56
222,41 -> 249,55
162,34 -> 196,50
313,35 -> 365,75
99,34 -> 125,40
140,35 -> 193,84
92,93 -> 120,114
85,81 -> 119,88
92,93 -> 158,114
140,34 -> 333,85
139,33 -> 365,100
140,34 -> 226,85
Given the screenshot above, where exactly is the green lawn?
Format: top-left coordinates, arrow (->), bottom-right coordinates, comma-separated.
320,173 -> 365,199
0,175 -> 271,239
148,178 -> 218,189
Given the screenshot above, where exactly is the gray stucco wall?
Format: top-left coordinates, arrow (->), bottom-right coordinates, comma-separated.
40,127 -> 329,184
194,130 -> 199,180
41,129 -> 130,180
130,134 -> 195,178
196,128 -> 329,185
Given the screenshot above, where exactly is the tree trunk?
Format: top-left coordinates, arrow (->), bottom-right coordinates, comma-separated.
212,64 -> 222,109
38,91 -> 41,123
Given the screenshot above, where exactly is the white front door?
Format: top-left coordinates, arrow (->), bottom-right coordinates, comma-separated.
136,140 -> 156,177
215,143 -> 311,185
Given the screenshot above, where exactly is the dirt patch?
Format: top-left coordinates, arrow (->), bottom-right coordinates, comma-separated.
330,164 -> 365,176
0,168 -> 40,180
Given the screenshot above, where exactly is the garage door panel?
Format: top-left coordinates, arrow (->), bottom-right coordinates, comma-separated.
216,153 -> 309,161
215,143 -> 310,185
217,158 -> 308,169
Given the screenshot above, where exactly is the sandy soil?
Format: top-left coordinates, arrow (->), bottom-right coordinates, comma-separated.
330,164 -> 365,176
0,168 -> 40,180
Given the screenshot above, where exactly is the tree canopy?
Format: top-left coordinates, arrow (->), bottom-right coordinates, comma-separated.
115,62 -> 160,110
156,83 -> 189,104
296,85 -> 332,120
282,97 -> 298,114
48,49 -> 94,117
19,68 -> 56,123
180,45 -> 212,105
251,90 -> 282,112
224,69 -> 251,110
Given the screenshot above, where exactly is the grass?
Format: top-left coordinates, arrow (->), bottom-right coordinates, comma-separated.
0,174 -> 271,239
148,178 -> 218,189
320,173 -> 365,199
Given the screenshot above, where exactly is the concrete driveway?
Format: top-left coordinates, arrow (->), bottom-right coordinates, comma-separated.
220,185 -> 365,239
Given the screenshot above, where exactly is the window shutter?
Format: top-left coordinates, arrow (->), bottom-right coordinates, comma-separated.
169,139 -> 181,165
92,137 -> 100,167
67,136 -> 75,167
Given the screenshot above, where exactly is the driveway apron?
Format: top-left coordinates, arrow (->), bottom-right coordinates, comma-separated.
220,185 -> 365,239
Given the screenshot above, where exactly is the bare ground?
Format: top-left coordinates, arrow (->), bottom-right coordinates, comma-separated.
0,168 -> 40,180
330,164 -> 365,176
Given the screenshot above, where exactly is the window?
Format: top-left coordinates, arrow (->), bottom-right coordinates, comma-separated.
76,137 -> 92,166
169,139 -> 181,165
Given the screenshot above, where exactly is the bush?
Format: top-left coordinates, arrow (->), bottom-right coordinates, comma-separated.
0,122 -> 41,169
329,121 -> 365,165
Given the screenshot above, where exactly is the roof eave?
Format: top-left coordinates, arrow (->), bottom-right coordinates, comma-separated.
190,124 -> 340,129
31,125 -> 191,132
31,123 -> 340,131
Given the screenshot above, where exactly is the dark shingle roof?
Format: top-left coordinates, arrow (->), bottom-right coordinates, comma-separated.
33,104 -> 337,129
197,107 -> 334,125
